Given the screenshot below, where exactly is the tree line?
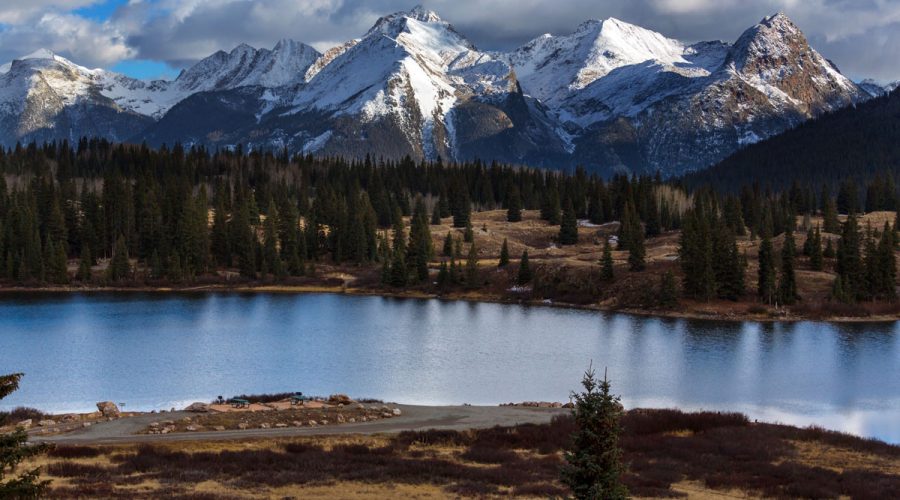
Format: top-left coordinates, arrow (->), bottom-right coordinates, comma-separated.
0,139 -> 675,286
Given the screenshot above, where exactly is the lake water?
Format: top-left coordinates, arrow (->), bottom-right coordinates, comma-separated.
1,293 -> 898,443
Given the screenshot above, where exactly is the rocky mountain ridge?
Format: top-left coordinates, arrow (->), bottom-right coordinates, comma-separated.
0,6 -> 871,176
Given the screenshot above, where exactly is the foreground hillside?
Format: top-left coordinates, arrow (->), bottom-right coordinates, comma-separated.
28,409 -> 900,498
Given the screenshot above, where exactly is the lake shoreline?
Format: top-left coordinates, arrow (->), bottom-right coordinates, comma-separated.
1,282 -> 897,324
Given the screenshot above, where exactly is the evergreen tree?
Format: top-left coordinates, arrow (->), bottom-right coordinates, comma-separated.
712,225 -> 744,300
601,239 -> 614,282
822,196 -> 840,234
611,200 -> 645,272
107,235 -> 130,282
778,231 -> 799,305
876,221 -> 897,300
44,239 -> 68,284
388,249 -> 407,287
442,231 -> 453,257
406,198 -> 433,283
809,226 -> 824,271
679,201 -> 715,300
645,193 -> 662,237
499,238 -> 510,267
824,238 -> 836,259
465,243 -> 479,287
832,275 -> 848,302
541,184 -> 561,225
438,191 -> 451,219
658,271 -> 678,308
507,186 -> 523,222
836,213 -> 863,301
391,207 -> 406,256
452,190 -> 471,228
0,373 -> 49,498
517,250 -> 532,285
628,226 -> 645,272
758,236 -> 777,304
431,205 -> 442,225
150,249 -> 162,280
168,252 -> 184,283
436,260 -> 449,289
560,366 -> 627,500
262,200 -> 279,275
78,245 -> 92,282
210,197 -> 230,267
803,227 -> 815,257
559,198 -> 579,245
463,220 -> 474,243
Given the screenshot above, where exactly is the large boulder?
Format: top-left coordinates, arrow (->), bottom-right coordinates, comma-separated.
96,401 -> 120,418
328,394 -> 353,405
184,402 -> 210,413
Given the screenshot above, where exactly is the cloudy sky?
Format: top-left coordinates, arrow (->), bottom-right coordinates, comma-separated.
0,0 -> 898,82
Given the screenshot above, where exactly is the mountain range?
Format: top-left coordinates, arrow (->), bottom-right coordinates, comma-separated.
0,6 -> 885,176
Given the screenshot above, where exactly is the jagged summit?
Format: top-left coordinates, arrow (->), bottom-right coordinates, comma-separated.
508,16 -> 688,107
407,5 -> 443,23
368,5 -> 445,36
175,39 -> 320,92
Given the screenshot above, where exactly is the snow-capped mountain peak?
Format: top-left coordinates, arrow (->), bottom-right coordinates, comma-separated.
507,16 -> 690,108
0,7 -> 876,176
173,39 -> 320,94
726,12 -> 860,112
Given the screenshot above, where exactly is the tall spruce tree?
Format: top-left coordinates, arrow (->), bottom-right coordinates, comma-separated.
559,198 -> 579,245
876,221 -> 897,300
78,245 -> 92,282
406,198 -> 433,283
517,250 -> 532,285
758,236 -> 777,304
507,186 -> 523,222
107,235 -> 130,282
823,196 -> 840,234
560,366 -> 627,500
465,243 -> 479,288
836,213 -> 863,301
601,239 -> 615,281
679,200 -> 715,300
809,226 -> 824,271
442,231 -> 453,257
499,238 -> 510,267
778,231 -> 799,305
712,224 -> 744,300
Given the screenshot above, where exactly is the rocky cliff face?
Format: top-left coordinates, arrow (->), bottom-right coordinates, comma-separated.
0,8 -> 870,176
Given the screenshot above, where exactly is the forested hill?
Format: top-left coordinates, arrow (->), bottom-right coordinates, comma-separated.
683,88 -> 900,192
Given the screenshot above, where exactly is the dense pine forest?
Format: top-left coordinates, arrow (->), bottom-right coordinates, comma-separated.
684,89 -> 900,193
0,138 -> 897,316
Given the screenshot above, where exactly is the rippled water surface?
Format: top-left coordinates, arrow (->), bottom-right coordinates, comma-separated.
1,293 -> 898,443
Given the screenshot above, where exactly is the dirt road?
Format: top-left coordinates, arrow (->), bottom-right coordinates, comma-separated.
36,405 -> 567,445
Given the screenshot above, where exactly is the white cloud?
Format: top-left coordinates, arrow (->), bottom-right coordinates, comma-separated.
0,0 -> 99,24
0,12 -> 132,68
0,0 -> 898,82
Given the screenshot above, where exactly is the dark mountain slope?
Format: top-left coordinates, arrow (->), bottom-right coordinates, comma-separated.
683,89 -> 900,191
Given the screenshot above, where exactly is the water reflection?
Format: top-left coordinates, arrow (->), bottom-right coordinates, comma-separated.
0,292 -> 897,443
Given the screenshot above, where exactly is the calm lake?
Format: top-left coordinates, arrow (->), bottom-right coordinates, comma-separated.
1,292 -> 898,443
